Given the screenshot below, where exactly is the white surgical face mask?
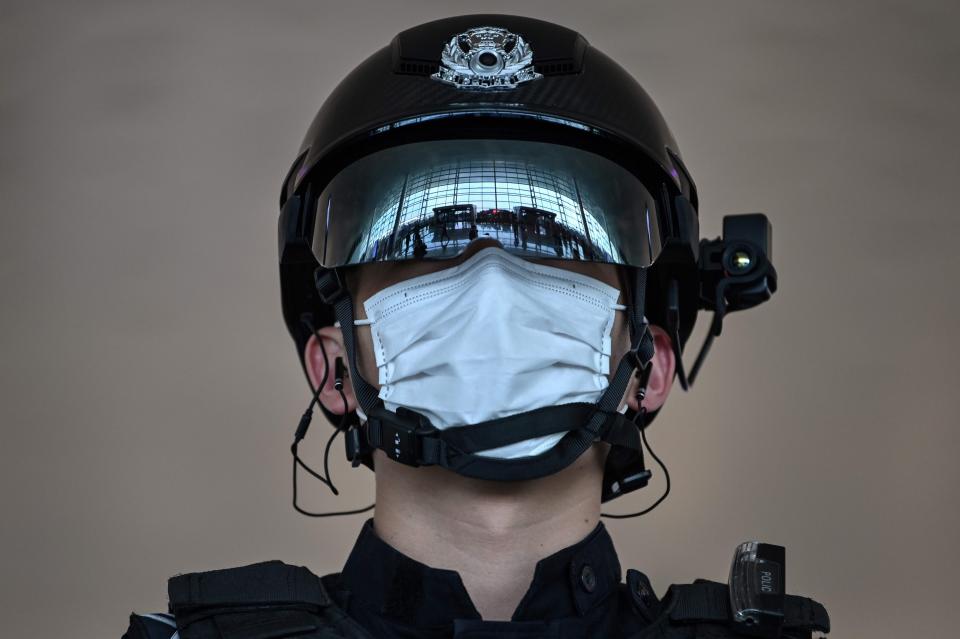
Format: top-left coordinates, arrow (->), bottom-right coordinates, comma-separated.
355,247 -> 626,459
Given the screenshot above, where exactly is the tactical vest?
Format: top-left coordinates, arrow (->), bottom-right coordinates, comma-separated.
122,561 -> 830,639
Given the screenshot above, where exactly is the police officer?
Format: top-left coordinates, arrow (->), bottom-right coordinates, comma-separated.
123,14 -> 830,639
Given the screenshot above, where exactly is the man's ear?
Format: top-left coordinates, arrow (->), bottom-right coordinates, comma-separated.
625,324 -> 676,413
304,326 -> 358,415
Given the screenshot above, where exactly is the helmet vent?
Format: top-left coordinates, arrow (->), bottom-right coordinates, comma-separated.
534,60 -> 576,75
398,60 -> 441,75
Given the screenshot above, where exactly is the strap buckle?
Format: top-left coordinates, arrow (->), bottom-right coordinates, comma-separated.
367,406 -> 436,467
343,427 -> 366,468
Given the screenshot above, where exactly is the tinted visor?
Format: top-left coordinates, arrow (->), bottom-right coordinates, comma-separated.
311,139 -> 665,267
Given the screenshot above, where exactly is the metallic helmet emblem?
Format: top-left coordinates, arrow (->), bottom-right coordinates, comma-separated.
431,26 -> 543,91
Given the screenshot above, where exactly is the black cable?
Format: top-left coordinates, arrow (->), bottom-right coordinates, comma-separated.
686,327 -> 716,388
290,317 -> 374,518
291,333 -> 337,490
319,388 -> 347,494
601,408 -> 671,519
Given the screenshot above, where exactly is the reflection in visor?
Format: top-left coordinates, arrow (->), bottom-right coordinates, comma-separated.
314,140 -> 662,267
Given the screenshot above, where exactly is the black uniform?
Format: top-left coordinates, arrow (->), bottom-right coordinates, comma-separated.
122,520 -> 829,639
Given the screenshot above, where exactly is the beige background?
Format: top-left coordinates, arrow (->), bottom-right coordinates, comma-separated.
1,1 -> 958,637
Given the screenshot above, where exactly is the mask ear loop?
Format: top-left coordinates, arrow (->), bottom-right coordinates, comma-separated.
290,316 -> 374,518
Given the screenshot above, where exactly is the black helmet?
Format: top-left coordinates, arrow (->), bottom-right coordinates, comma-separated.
278,14 -> 776,503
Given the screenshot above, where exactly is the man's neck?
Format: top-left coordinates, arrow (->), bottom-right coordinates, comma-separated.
371,447 -> 606,621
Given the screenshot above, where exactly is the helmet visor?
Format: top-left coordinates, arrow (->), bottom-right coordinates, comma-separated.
311,139 -> 665,268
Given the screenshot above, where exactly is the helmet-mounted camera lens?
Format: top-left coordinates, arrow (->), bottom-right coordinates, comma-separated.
723,245 -> 756,275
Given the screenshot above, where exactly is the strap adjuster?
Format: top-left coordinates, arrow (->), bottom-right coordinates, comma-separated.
626,325 -> 655,372
368,406 -> 436,467
344,427 -> 365,467
314,268 -> 345,305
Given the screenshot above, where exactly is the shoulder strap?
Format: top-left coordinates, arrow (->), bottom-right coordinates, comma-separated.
129,560 -> 375,639
168,559 -> 328,612
664,580 -> 830,638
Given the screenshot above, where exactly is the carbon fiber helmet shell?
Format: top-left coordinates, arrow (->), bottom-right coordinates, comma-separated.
284,15 -> 691,200
279,14 -> 701,374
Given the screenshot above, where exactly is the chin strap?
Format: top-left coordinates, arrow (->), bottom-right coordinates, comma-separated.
313,265 -> 655,499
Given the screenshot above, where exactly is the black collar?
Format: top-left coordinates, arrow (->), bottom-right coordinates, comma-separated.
335,519 -> 625,635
